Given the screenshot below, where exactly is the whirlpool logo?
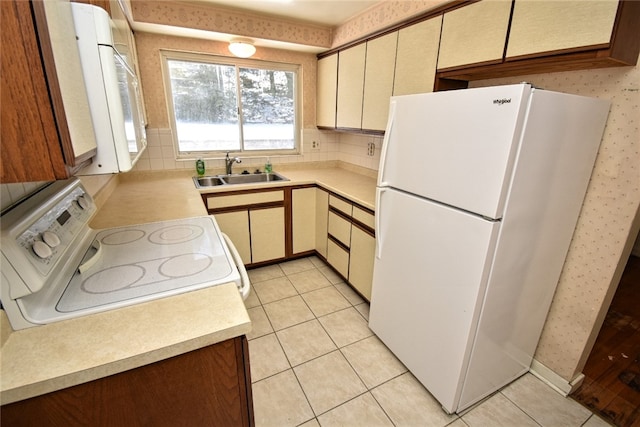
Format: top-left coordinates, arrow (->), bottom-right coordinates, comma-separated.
493,98 -> 512,105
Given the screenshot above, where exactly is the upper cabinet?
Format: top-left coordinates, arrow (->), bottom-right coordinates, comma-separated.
437,0 -> 512,70
1,0 -> 97,183
506,0 -> 619,59
393,15 -> 442,96
437,0 -> 639,83
316,53 -> 338,128
317,0 -> 639,129
336,44 -> 366,129
362,32 -> 398,131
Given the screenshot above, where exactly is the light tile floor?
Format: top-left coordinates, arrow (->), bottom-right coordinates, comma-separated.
245,256 -> 611,427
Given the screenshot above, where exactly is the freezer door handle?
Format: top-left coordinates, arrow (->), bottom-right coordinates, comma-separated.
375,187 -> 386,259
377,101 -> 396,187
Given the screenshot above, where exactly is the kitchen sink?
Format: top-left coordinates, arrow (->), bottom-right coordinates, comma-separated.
194,172 -> 289,188
194,176 -> 225,187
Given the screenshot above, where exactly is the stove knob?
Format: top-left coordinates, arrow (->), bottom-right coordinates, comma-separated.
43,231 -> 61,247
76,195 -> 90,210
33,240 -> 52,259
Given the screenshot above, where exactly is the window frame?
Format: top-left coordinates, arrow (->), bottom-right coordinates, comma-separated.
160,49 -> 302,160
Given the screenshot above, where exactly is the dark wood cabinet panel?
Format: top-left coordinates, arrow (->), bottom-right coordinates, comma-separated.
1,337 -> 254,427
1,0 -> 96,184
1,0 -> 69,182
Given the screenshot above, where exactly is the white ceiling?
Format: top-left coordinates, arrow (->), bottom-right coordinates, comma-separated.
192,0 -> 380,26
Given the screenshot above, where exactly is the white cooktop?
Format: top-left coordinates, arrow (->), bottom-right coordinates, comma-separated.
18,216 -> 240,324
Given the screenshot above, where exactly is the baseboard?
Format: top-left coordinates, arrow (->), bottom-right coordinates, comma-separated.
529,359 -> 585,397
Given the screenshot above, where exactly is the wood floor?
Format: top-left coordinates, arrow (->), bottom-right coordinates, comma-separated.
572,255 -> 640,427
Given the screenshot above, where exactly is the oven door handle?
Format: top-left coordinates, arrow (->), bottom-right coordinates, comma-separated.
78,240 -> 102,274
222,233 -> 251,300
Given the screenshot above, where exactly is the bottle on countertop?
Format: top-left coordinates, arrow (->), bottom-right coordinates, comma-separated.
264,157 -> 272,174
196,158 -> 205,176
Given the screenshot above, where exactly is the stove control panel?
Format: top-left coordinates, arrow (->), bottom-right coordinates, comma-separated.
16,186 -> 96,275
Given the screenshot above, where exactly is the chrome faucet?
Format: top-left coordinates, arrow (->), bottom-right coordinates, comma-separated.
225,152 -> 241,175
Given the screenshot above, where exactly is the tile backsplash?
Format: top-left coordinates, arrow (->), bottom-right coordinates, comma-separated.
0,181 -> 50,213
132,128 -> 382,174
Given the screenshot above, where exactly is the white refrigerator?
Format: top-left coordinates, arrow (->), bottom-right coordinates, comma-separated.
368,83 -> 609,414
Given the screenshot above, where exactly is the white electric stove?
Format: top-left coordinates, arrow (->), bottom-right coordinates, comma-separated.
1,178 -> 249,330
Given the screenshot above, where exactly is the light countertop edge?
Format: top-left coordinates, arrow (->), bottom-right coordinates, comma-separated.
1,283 -> 250,405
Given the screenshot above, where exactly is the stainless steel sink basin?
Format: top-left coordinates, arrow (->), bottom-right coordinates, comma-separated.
194,176 -> 225,187
194,172 -> 289,188
222,172 -> 288,185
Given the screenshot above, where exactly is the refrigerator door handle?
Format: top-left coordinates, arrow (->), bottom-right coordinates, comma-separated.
375,187 -> 386,259
377,101 -> 396,187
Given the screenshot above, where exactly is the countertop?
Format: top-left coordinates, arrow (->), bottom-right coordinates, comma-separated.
0,161 -> 377,405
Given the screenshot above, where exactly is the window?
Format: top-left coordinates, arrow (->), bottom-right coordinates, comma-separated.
161,51 -> 300,158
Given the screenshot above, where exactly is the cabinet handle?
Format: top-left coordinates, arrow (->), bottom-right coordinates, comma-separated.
375,188 -> 386,260
377,100 -> 396,188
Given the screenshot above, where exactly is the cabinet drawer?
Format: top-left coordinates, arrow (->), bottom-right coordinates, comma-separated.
327,239 -> 349,278
329,195 -> 353,216
352,206 -> 375,230
328,211 -> 351,247
206,190 -> 284,210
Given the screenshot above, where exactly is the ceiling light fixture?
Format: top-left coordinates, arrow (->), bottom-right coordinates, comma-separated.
228,38 -> 256,58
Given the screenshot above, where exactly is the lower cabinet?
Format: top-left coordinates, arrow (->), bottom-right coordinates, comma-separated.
200,185 -> 375,298
1,336 -> 254,427
214,210 -> 252,264
325,194 -> 376,300
349,225 -> 376,300
250,207 -> 285,263
203,189 -> 286,266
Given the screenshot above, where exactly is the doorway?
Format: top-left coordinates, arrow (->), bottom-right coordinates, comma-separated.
571,254 -> 640,426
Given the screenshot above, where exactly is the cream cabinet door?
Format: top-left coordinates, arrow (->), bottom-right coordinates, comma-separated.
214,211 -> 251,265
292,187 -> 317,254
316,53 -> 338,128
43,0 -> 97,159
315,188 -> 329,258
250,207 -> 286,263
362,32 -> 398,131
348,226 -> 375,301
336,43 -> 366,129
438,0 -> 512,69
327,239 -> 350,279
394,16 -> 442,96
506,0 -> 619,59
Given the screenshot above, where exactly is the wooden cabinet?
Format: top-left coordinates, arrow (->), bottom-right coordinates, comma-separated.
336,43 -> 366,129
349,225 -> 376,300
1,0 -> 96,183
203,189 -> 287,266
292,187 -> 317,254
437,0 -> 639,84
315,188 -> 329,258
1,336 -> 254,427
437,0 -> 512,70
215,210 -> 252,264
250,207 -> 286,263
316,53 -> 338,128
325,194 -> 376,300
393,16 -> 442,96
362,32 -> 398,131
506,0 -> 619,59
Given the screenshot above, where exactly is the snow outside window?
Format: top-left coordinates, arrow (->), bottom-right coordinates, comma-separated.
161,51 -> 300,158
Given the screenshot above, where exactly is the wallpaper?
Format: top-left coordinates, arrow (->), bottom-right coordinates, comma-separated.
332,0 -> 451,47
131,0 -> 332,48
470,64 -> 640,382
